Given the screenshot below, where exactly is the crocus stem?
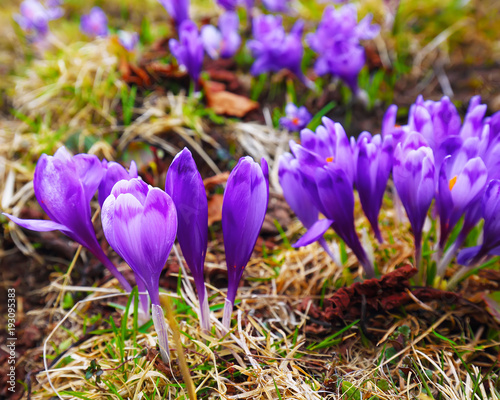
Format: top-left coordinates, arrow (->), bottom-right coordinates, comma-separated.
318,237 -> 338,265
197,285 -> 210,332
95,250 -> 132,292
222,298 -> 234,332
415,241 -> 424,285
151,303 -> 170,363
135,277 -> 150,323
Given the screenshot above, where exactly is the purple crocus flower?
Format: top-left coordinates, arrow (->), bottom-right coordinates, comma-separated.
3,147 -> 131,291
15,0 -> 62,41
98,160 -> 138,207
222,157 -> 269,330
169,20 -> 204,89
279,103 -> 312,132
158,0 -> 190,26
80,7 -> 108,38
118,30 -> 140,51
457,179 -> 500,266
262,0 -> 290,12
278,153 -> 336,261
101,178 -> 177,362
285,118 -> 375,277
165,148 -> 210,331
201,12 -> 241,59
393,132 -> 435,271
247,16 -> 310,87
306,5 -> 379,92
353,132 -> 393,243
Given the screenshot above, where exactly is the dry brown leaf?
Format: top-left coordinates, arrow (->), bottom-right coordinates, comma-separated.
207,194 -> 224,226
203,172 -> 230,190
204,81 -> 258,117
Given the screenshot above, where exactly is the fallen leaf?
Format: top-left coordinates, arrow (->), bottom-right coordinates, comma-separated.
203,172 -> 230,190
207,194 -> 224,226
203,81 -> 259,117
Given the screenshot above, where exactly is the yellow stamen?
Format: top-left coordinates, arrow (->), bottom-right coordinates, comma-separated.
449,175 -> 457,191
326,156 -> 334,163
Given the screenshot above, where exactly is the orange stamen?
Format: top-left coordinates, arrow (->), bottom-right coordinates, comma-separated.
292,117 -> 300,125
395,124 -> 401,128
326,156 -> 334,163
449,175 -> 457,191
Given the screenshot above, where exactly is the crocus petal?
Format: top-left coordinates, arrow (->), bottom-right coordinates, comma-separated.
165,148 -> 208,288
3,213 -> 69,233
292,218 -> 333,248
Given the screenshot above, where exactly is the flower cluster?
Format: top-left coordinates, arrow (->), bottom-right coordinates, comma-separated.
307,5 -> 379,92
4,146 -> 268,355
281,95 -> 500,283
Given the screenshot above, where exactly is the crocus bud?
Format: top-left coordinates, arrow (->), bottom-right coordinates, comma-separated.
101,178 -> 177,306
354,132 -> 393,243
222,157 -> 269,329
118,30 -> 140,52
393,132 -> 435,270
165,148 -> 210,331
201,12 -> 241,59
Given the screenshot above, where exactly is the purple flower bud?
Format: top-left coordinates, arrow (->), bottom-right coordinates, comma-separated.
354,132 -> 393,243
247,16 -> 309,86
201,12 -> 241,59
101,178 -> 177,306
118,30 -> 140,51
222,157 -> 269,329
393,133 -> 435,268
3,147 -> 131,291
457,179 -> 500,265
169,20 -> 204,89
158,0 -> 190,26
165,148 -> 210,331
98,160 -> 138,207
80,7 -> 108,38
279,103 -> 312,132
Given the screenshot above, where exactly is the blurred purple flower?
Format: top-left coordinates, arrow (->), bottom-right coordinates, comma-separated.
118,30 -> 140,51
393,132 -> 435,270
222,157 -> 269,329
457,179 -> 500,265
158,0 -> 189,26
247,15 -> 310,86
353,132 -> 393,243
80,7 -> 108,38
3,147 -> 131,291
201,12 -> 241,59
279,103 -> 312,132
216,0 -> 238,10
165,148 -> 210,331
306,5 -> 379,92
262,0 -> 290,12
169,20 -> 204,89
15,0 -> 62,40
